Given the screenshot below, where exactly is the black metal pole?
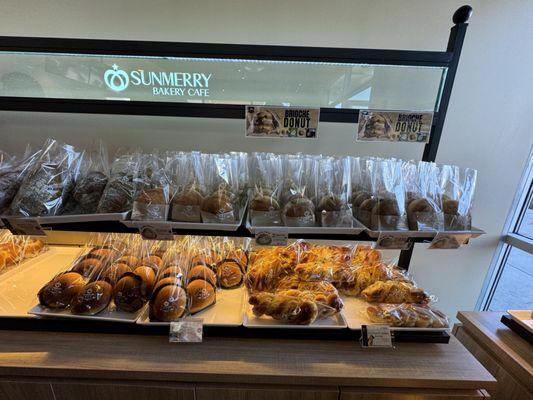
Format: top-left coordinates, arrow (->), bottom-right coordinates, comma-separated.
398,5 -> 472,270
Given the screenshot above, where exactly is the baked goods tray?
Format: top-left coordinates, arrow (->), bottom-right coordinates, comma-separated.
137,286 -> 245,327
28,302 -> 144,323
507,310 -> 533,334
342,297 -> 449,332
2,212 -> 130,225
0,246 -> 82,318
363,225 -> 485,239
245,216 -> 366,235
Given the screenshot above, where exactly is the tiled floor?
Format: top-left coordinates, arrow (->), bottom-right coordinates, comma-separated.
489,209 -> 533,311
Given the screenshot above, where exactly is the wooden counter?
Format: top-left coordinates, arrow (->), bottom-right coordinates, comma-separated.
455,311 -> 533,400
0,329 -> 495,399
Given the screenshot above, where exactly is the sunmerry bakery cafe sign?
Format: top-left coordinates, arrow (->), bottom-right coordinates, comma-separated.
104,64 -> 212,97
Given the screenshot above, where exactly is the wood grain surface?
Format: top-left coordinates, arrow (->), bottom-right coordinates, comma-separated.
457,311 -> 532,393
0,380 -> 55,400
340,387 -> 489,399
52,382 -> 194,400
0,330 -> 495,390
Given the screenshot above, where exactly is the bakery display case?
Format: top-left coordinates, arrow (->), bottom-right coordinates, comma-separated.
0,6 -> 480,345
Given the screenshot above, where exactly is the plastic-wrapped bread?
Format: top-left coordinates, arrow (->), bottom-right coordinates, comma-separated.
360,280 -> 429,304
366,303 -> 449,328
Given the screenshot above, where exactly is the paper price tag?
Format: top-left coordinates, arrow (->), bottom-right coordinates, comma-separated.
374,232 -> 411,250
139,224 -> 174,241
5,218 -> 46,236
169,318 -> 203,343
361,324 -> 393,348
255,228 -> 289,246
428,232 -> 471,249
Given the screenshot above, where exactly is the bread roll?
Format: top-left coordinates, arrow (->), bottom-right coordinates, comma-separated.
201,192 -> 234,215
187,279 -> 216,313
407,198 -> 435,230
140,255 -> 163,270
172,188 -> 203,206
187,264 -> 217,286
317,194 -> 342,212
113,274 -> 145,312
251,194 -> 279,211
116,255 -> 140,268
283,195 -> 315,218
160,265 -> 185,279
154,276 -> 183,292
216,260 -> 243,288
149,284 -> 187,322
71,258 -> 102,278
133,266 -> 156,295
38,272 -> 85,309
71,281 -> 112,315
102,263 -> 132,286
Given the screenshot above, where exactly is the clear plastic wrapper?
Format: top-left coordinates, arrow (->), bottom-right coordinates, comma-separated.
97,150 -> 142,214
200,154 -> 241,223
8,139 -> 82,217
169,152 -> 205,223
0,230 -> 46,274
131,153 -> 171,221
281,154 -> 317,227
61,141 -> 109,215
316,156 -> 352,227
248,152 -> 283,226
0,147 -> 41,215
439,164 -> 477,230
213,237 -> 250,289
365,303 -> 449,328
360,280 -> 430,304
360,158 -> 407,230
350,157 -> 373,222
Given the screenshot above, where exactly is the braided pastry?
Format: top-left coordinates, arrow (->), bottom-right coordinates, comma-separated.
294,260 -> 354,283
338,263 -> 410,296
244,255 -> 294,291
249,290 -> 318,325
361,281 -> 429,304
366,303 -> 448,328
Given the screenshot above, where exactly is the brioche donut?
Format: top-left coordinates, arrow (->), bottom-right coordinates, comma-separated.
317,194 -> 342,212
102,263 -> 131,286
283,195 -> 315,218
251,194 -> 279,211
216,260 -> 243,288
140,255 -> 163,270
189,254 -> 215,267
187,264 -> 217,287
38,272 -> 85,309
71,281 -> 112,315
133,266 -> 156,295
226,248 -> 248,269
154,276 -> 183,292
113,273 -> 146,312
187,279 -> 216,313
116,255 -> 140,268
407,198 -> 435,230
71,258 -> 103,278
149,284 -> 187,322
372,198 -> 400,216
160,265 -> 186,280
89,247 -> 117,260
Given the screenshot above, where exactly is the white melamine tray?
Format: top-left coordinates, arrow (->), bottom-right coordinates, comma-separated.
508,310 -> 533,333
28,301 -> 144,323
137,286 -> 245,327
342,296 -> 449,332
0,246 -> 81,317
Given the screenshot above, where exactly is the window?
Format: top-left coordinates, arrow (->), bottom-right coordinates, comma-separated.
478,147 -> 533,311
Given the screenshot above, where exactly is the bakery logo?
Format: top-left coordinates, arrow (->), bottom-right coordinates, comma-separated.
104,64 -> 129,92
103,64 -> 212,97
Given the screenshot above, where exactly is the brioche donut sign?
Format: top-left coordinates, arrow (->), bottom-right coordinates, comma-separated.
245,105 -> 319,138
357,110 -> 433,143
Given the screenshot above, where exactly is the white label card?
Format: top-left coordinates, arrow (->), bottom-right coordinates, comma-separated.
374,232 -> 411,250
255,228 -> 289,246
428,232 -> 471,249
139,224 -> 174,241
169,318 -> 203,343
361,324 -> 393,348
5,218 -> 46,236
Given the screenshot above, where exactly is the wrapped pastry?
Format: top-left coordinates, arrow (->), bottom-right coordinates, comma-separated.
8,139 -> 82,217
248,290 -> 319,325
366,303 -> 449,328
70,280 -> 113,315
0,147 -> 41,214
61,141 -> 109,215
316,156 -> 352,227
439,165 -> 477,230
113,273 -> 146,312
360,280 -> 429,304
338,262 -> 409,296
131,154 -> 170,221
248,152 -> 283,226
216,259 -> 244,288
97,151 -> 142,214
187,279 -> 216,313
38,272 -> 85,309
149,283 -> 187,322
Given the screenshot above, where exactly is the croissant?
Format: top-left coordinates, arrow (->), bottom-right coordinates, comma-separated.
248,290 -> 319,325
366,303 -> 448,328
361,281 -> 429,304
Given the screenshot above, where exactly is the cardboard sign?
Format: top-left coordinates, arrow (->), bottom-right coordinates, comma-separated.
246,105 -> 319,138
428,232 -> 471,249
4,218 -> 46,236
357,110 -> 433,142
138,223 -> 174,241
255,228 -> 289,246
361,324 -> 393,348
169,318 -> 203,343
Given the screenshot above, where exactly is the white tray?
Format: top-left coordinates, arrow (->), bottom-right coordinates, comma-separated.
137,286 -> 245,327
508,310 -> 533,333
28,301 -> 144,323
342,296 -> 449,332
0,246 -> 81,317
243,293 -> 347,329
364,225 -> 485,239
246,215 -> 366,235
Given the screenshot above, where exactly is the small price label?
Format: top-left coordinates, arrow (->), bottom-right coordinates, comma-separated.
255,228 -> 288,246
374,232 -> 411,250
5,218 -> 46,236
429,232 -> 471,249
139,224 -> 174,241
361,324 -> 393,348
169,318 -> 203,343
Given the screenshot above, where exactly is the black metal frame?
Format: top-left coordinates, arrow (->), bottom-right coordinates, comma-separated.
0,6 -> 472,342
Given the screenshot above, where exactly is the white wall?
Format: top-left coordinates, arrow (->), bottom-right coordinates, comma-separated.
1,0 -> 532,318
